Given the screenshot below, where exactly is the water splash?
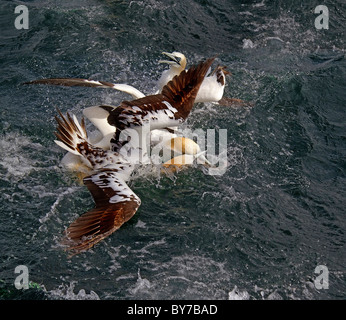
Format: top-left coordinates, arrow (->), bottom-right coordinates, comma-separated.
0,133 -> 44,181
48,281 -> 100,300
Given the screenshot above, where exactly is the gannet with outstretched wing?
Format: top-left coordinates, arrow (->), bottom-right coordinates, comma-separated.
54,57 -> 215,255
156,51 -> 229,103
156,51 -> 251,107
23,51 -> 237,104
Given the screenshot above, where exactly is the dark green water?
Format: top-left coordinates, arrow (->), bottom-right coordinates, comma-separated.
0,0 -> 345,300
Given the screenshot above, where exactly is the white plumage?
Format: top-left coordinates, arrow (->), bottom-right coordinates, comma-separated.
156,51 -> 229,103
26,52 -> 245,177
156,51 -> 187,93
51,57 -> 215,254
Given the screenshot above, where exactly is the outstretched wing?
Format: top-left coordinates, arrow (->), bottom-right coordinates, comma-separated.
102,57 -> 216,152
23,78 -> 145,99
118,56 -> 216,121
160,56 -> 216,119
62,168 -> 141,255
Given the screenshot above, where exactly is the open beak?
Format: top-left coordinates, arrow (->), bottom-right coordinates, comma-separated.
158,52 -> 181,65
222,67 -> 232,76
195,151 -> 212,166
211,65 -> 232,76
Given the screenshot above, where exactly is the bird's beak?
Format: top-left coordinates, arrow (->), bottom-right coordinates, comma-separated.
158,52 -> 181,65
195,151 -> 211,166
222,67 -> 232,76
212,65 -> 232,76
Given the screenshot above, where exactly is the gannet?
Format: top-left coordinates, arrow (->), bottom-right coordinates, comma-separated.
156,51 -> 187,93
58,104 -> 209,183
24,51 -> 233,104
24,51 -> 246,138
157,52 -> 252,107
54,57 -> 215,255
156,51 -> 229,103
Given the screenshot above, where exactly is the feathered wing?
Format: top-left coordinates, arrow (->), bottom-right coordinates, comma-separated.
52,57 -> 216,255
157,56 -> 216,119
24,78 -> 145,99
62,168 -> 141,255
54,109 -> 89,156
82,105 -> 117,138
54,109 -> 129,170
54,110 -> 140,255
102,57 -> 216,152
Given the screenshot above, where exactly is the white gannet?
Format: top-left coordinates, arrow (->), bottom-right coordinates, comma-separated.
53,57 -> 215,255
156,51 -> 251,107
24,51 -> 250,107
156,51 -> 229,103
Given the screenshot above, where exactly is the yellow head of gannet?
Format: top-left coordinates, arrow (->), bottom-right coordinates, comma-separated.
159,51 -> 187,69
156,51 -> 187,92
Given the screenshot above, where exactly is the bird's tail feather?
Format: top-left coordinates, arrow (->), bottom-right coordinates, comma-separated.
54,109 -> 88,156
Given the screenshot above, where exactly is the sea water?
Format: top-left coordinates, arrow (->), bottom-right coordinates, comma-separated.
0,0 -> 345,300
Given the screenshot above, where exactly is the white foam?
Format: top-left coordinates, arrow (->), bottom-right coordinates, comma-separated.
132,238 -> 166,256
129,0 -> 175,11
129,269 -> 152,295
228,285 -> 250,300
48,281 -> 100,300
242,39 -> 255,49
252,0 -> 265,7
0,133 -> 43,180
39,186 -> 80,224
124,254 -> 232,299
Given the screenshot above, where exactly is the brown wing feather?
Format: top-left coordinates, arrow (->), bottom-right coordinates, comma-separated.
121,57 -> 215,119
54,109 -> 88,150
104,57 -> 216,144
23,78 -> 116,88
61,169 -> 140,255
161,56 -> 216,118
